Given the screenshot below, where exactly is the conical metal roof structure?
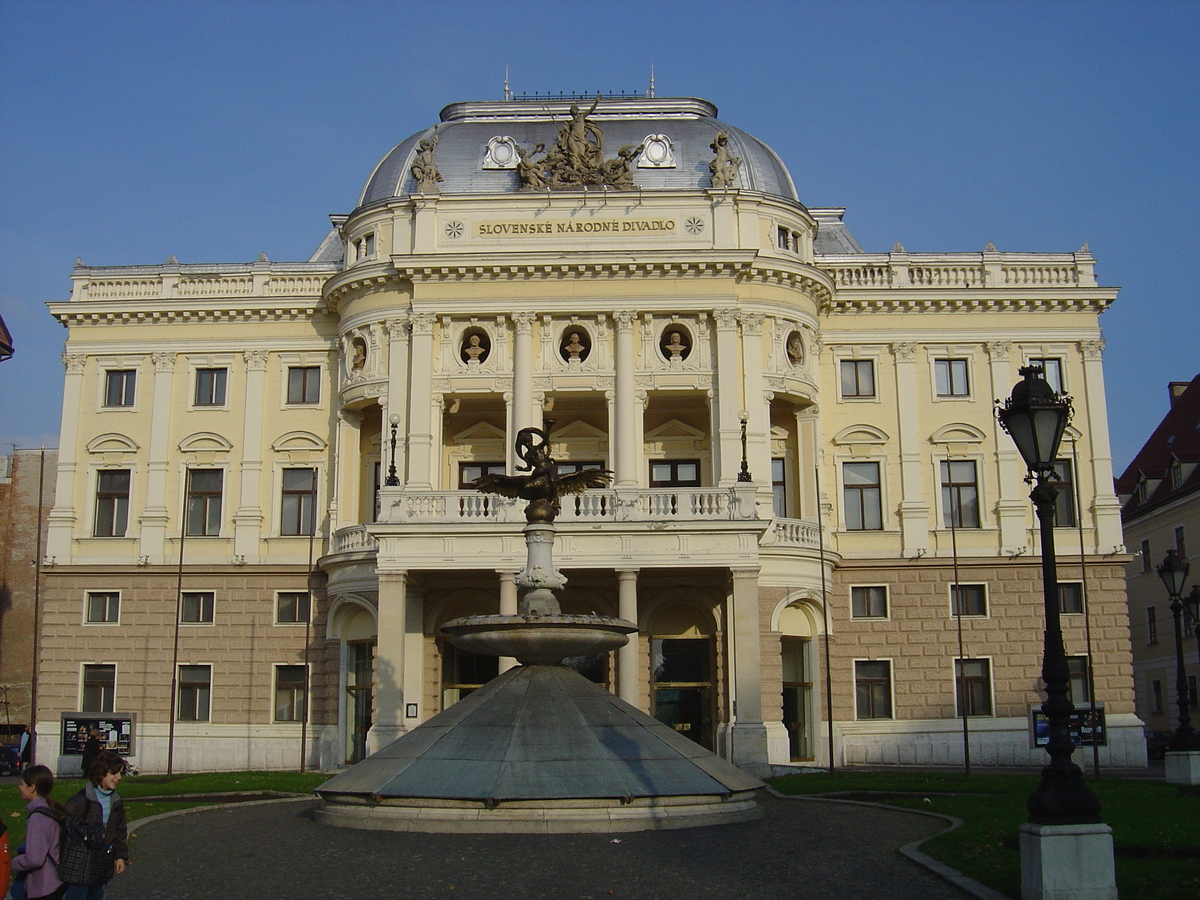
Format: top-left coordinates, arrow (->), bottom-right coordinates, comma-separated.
316,665 -> 762,833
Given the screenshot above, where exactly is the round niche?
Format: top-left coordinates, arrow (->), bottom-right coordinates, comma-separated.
460,329 -> 491,364
659,326 -> 692,362
350,337 -> 368,370
559,328 -> 592,363
785,330 -> 804,367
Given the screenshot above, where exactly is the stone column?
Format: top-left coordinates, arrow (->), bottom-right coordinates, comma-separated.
136,352 -> 177,563
46,353 -> 88,561
616,569 -> 640,705
370,569 -> 408,752
333,410 -> 362,529
406,314 -> 435,488
511,312 -> 535,433
385,315 -> 410,487
729,565 -> 769,774
986,341 -> 1028,554
739,314 -> 771,489
891,342 -> 930,556
233,349 -> 268,562
497,569 -> 519,673
1078,340 -> 1124,552
712,310 -> 742,485
793,406 -> 819,520
612,311 -> 638,488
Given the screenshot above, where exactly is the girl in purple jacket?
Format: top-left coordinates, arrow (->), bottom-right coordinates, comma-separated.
11,765 -> 66,900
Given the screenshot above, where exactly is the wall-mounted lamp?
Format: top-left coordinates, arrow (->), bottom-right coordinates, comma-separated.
384,413 -> 401,486
737,410 -> 752,483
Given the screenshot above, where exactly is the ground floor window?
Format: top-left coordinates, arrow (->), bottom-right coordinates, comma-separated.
955,658 -> 993,717
82,664 -> 115,712
275,665 -> 307,722
854,660 -> 892,719
651,638 -> 714,750
178,665 -> 211,721
781,637 -> 813,760
441,641 -> 498,708
345,640 -> 374,764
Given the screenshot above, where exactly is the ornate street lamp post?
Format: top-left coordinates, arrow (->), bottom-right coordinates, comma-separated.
384,413 -> 401,487
737,410 -> 752,483
1156,549 -> 1197,750
997,366 -> 1102,825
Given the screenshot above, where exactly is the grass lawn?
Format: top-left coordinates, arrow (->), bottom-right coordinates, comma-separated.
2,771 -> 328,848
769,770 -> 1200,900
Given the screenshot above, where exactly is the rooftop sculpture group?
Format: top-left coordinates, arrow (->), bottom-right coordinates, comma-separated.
515,96 -> 645,191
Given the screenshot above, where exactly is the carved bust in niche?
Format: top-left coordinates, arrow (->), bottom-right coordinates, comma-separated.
786,331 -> 804,366
660,328 -> 691,362
461,332 -> 490,364
351,337 -> 368,370
560,330 -> 590,363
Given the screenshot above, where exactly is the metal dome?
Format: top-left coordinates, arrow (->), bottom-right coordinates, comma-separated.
356,96 -> 801,209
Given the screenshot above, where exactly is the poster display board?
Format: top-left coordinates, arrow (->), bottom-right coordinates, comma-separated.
1029,704 -> 1106,748
60,713 -> 135,757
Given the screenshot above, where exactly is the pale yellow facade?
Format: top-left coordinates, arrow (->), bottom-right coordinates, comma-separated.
37,96 -> 1143,775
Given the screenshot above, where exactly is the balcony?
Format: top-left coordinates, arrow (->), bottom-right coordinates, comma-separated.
329,487 -> 822,560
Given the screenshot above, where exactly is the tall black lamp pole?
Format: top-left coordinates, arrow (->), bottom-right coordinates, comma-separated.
997,365 -> 1101,824
1157,549 -> 1197,750
384,413 -> 401,487
1185,585 -> 1200,679
737,410 -> 752,483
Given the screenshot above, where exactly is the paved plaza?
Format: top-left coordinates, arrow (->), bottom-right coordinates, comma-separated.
106,791 -> 984,900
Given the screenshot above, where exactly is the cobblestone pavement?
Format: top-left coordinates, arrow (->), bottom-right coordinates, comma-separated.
107,792 -> 977,900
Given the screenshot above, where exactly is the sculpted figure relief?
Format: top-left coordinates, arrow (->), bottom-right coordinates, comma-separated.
411,128 -> 443,194
513,97 -> 642,192
709,131 -> 742,189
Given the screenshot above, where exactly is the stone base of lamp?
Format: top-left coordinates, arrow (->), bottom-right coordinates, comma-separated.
1164,749 -> 1200,785
1019,822 -> 1117,900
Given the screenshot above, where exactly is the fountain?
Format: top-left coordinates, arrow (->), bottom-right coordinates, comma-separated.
315,427 -> 762,833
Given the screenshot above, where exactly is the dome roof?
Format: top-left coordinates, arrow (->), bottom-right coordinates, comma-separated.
357,96 -> 800,209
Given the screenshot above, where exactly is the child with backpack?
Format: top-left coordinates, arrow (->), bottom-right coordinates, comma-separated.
11,764 -> 67,900
61,751 -> 129,900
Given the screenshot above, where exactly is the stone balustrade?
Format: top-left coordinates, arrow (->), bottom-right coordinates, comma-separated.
819,249 -> 1096,290
69,261 -> 334,302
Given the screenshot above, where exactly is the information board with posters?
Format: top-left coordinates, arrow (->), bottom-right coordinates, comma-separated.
1029,704 -> 1106,748
60,713 -> 135,756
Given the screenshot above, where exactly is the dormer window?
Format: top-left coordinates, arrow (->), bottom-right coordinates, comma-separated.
1171,458 -> 1184,490
1136,477 -> 1148,504
353,232 -> 376,262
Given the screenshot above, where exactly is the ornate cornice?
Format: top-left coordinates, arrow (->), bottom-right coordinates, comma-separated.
48,300 -> 328,328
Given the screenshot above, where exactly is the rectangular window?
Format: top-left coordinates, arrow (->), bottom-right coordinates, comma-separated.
275,665 -> 308,722
281,468 -> 317,535
854,661 -> 892,719
1059,582 -> 1084,615
934,358 -> 970,397
851,585 -> 888,619
951,583 -> 988,617
1068,656 -> 1091,704
82,664 -> 115,713
940,460 -> 980,528
186,469 -> 223,536
287,366 -> 321,404
93,469 -> 131,537
277,591 -> 310,624
1175,526 -> 1187,558
1028,357 -> 1064,393
85,591 -> 119,624
649,459 -> 701,487
181,591 -> 215,624
1147,605 -> 1159,644
840,360 -> 875,399
1050,460 -> 1077,527
458,462 -> 505,489
955,658 -> 993,716
843,462 -> 882,531
772,458 -> 787,517
1141,539 -> 1152,573
1152,679 -> 1164,713
178,665 -> 211,721
194,367 -> 227,406
777,226 -> 790,249
103,369 -> 136,407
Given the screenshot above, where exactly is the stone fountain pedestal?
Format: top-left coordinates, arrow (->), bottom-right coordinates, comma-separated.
316,429 -> 762,832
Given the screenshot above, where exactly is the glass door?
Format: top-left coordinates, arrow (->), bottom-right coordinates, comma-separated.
345,640 -> 374,764
651,638 -> 714,750
781,637 -> 813,760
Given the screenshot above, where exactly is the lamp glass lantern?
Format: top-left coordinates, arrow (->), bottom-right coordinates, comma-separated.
996,365 -> 1071,476
1158,548 -> 1190,599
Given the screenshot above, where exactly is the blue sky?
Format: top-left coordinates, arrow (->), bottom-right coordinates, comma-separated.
1,0 -> 1196,473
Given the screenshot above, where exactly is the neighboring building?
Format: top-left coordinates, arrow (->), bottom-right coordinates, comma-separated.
0,448 -> 57,751
1117,375 -> 1200,737
39,94 -> 1143,775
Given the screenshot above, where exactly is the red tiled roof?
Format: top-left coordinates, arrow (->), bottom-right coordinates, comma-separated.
1116,374 -> 1200,519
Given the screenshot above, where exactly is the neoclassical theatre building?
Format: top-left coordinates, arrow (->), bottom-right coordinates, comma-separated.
40,94 -> 1145,775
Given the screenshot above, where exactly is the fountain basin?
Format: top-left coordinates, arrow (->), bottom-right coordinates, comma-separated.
441,614 -> 636,665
